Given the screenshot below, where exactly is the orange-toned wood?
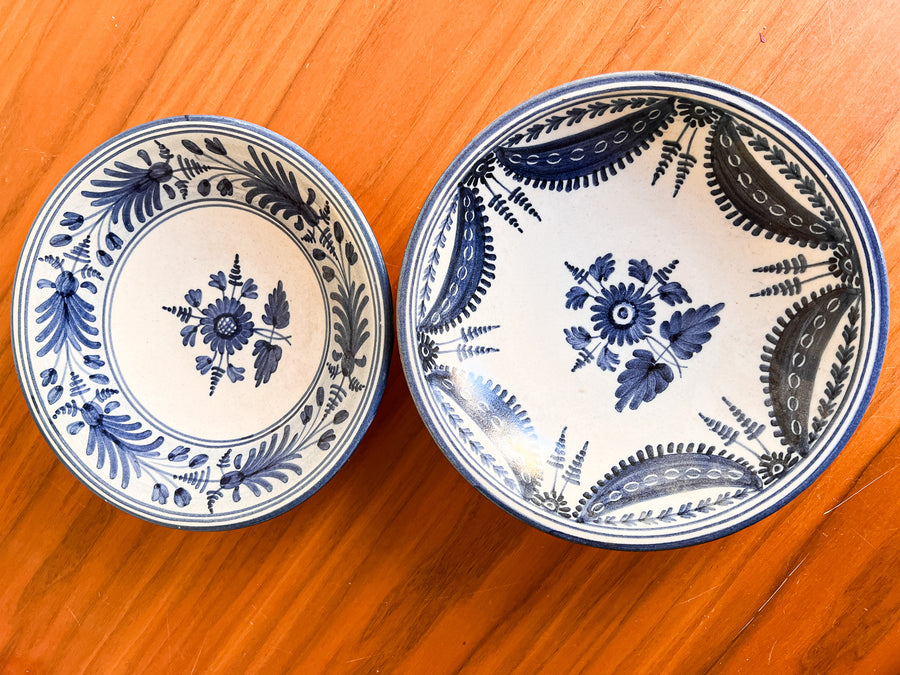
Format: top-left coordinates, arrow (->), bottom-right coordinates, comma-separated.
1,1 -> 899,671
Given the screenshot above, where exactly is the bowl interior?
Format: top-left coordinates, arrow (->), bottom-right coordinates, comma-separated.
397,74 -> 887,549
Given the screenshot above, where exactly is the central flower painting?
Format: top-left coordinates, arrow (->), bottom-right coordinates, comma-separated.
563,252 -> 723,411
163,253 -> 292,395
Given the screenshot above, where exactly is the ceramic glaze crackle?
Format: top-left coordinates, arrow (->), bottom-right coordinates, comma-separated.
398,73 -> 887,549
13,117 -> 392,530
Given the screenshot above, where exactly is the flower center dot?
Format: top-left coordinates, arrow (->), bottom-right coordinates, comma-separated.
214,314 -> 239,338
611,302 -> 635,327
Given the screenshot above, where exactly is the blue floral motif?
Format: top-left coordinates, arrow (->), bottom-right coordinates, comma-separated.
564,253 -> 723,411
82,142 -> 176,232
163,254 -> 292,395
67,399 -> 165,489
591,282 -> 656,346
34,269 -> 101,357
199,297 -> 255,355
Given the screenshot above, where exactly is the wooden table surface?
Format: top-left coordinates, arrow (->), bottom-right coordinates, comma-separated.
2,0 -> 899,672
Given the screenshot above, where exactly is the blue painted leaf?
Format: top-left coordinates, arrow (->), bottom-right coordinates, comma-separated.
189,454 -> 209,468
168,445 -> 190,462
173,487 -> 191,507
163,184 -> 176,200
47,386 -> 63,403
61,212 -> 84,230
196,355 -> 214,374
615,349 -> 674,412
572,348 -> 593,371
89,374 -> 110,384
180,325 -> 198,347
40,368 -> 58,386
240,279 -> 258,299
204,137 -> 227,155
105,232 -> 123,250
597,345 -> 620,371
317,429 -> 336,450
226,364 -> 245,383
333,410 -> 349,424
564,326 -> 592,350
151,483 -> 169,504
83,354 -> 105,369
660,303 -> 725,360
589,253 -> 615,282
67,421 -> 85,435
565,286 -> 590,310
300,404 -> 313,425
262,281 -> 290,329
252,340 -> 282,387
216,178 -> 233,196
181,139 -> 203,155
322,266 -> 335,282
345,242 -> 358,265
333,221 -> 344,243
658,282 -> 691,306
80,281 -> 98,294
312,248 -> 326,261
49,234 -> 72,247
185,288 -> 202,307
209,270 -> 227,290
97,250 -> 113,267
197,179 -> 211,196
628,258 -> 653,283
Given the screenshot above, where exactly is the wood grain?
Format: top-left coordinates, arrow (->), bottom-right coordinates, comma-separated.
2,0 -> 899,671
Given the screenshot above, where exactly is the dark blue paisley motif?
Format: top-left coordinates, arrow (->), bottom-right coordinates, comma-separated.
418,186 -> 495,333
426,367 -> 540,497
425,367 -> 534,440
576,443 -> 762,524
495,98 -> 677,190
761,285 -> 859,456
706,115 -> 845,249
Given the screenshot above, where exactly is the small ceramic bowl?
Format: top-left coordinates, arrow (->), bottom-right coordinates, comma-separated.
397,73 -> 888,549
12,116 -> 392,530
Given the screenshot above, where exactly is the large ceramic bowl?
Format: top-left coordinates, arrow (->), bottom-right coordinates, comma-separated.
12,116 -> 392,530
397,73 -> 888,549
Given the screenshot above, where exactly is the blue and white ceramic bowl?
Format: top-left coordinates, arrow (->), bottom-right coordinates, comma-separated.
12,116 -> 392,530
397,73 -> 888,549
